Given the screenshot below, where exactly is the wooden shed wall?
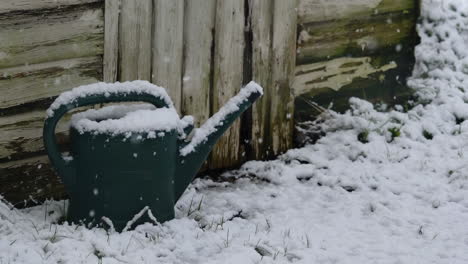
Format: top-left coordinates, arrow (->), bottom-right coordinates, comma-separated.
0,0 -> 104,206
101,0 -> 298,167
0,0 -> 419,207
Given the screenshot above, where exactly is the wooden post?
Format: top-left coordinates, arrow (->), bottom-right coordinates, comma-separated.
250,0 -> 273,160
181,0 -> 216,125
210,0 -> 245,169
119,0 -> 152,81
269,0 -> 297,155
103,0 -> 120,83
152,0 -> 184,112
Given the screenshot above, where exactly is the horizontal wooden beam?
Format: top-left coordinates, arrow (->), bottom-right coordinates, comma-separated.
0,56 -> 102,109
0,0 -> 102,14
297,9 -> 416,64
0,109 -> 80,161
298,0 -> 415,23
0,3 -> 103,69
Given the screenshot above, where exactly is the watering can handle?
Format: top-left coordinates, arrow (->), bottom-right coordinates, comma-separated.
43,92 -> 171,192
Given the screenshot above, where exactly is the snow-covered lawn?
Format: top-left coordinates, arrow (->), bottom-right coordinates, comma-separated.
2,0 -> 468,263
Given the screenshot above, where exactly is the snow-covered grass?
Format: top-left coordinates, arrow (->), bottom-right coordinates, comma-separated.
2,0 -> 468,263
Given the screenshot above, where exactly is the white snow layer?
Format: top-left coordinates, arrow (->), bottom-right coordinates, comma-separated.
180,81 -> 263,156
2,1 -> 468,263
71,104 -> 181,136
46,81 -> 174,117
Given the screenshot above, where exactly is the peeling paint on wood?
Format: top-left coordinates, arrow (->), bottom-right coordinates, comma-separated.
294,0 -> 418,145
293,57 -> 397,96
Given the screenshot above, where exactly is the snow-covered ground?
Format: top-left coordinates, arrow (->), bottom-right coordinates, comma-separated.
2,0 -> 468,263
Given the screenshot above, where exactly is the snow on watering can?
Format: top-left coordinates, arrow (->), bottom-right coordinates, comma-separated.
43,80 -> 263,231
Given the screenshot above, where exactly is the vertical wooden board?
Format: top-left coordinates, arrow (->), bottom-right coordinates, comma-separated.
181,0 -> 216,125
152,0 -> 184,112
250,0 -> 273,160
103,0 -> 120,82
270,0 -> 297,155
119,0 -> 152,81
210,0 -> 245,169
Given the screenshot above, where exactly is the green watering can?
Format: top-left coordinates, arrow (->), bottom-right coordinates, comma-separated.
43,80 -> 262,231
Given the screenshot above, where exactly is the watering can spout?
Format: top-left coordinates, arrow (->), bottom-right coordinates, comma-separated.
174,81 -> 263,200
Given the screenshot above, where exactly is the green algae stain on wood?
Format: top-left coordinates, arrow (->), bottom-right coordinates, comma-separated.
297,9 -> 417,64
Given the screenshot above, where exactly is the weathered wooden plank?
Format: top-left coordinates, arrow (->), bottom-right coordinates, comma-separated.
181,0 -> 216,125
269,0 -> 297,155
0,4 -> 104,69
0,56 -> 102,109
210,0 -> 245,169
0,0 -> 101,14
0,155 -> 66,207
152,0 -> 184,112
298,0 -> 415,23
103,0 -> 120,83
250,0 -> 272,160
0,108 -> 79,161
119,0 -> 152,81
297,12 -> 416,64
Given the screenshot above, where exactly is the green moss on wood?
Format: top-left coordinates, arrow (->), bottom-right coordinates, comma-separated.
297,8 -> 417,64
